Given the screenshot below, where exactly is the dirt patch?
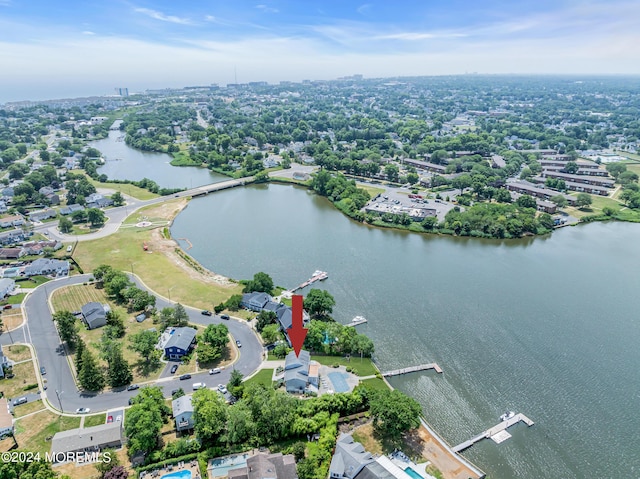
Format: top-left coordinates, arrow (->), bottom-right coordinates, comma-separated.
2,309 -> 24,331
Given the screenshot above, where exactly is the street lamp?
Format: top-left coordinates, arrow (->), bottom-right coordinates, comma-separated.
168,286 -> 176,302
55,389 -> 63,413
130,262 -> 137,277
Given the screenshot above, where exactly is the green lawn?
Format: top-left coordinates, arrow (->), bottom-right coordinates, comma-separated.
12,411 -> 81,453
17,275 -> 51,287
83,414 -> 107,428
312,356 -> 378,377
244,369 -> 274,388
358,378 -> 391,392
6,293 -> 26,304
87,177 -> 159,200
359,185 -> 386,197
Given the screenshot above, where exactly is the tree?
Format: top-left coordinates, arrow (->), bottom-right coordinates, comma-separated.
71,209 -> 87,223
58,216 -> 73,233
421,216 -> 438,230
225,403 -> 255,446
111,191 -> 125,206
304,289 -> 335,320
384,164 -> 400,182
225,294 -> 243,311
107,345 -> 133,388
606,162 -> 627,179
516,195 -> 537,208
87,208 -> 106,227
406,172 -> 419,185
78,347 -> 105,391
369,389 -> 421,439
95,448 -> 120,479
129,330 -> 160,364
550,195 -> 568,208
192,388 -> 228,444
261,323 -> 281,344
104,466 -> 129,479
125,386 -> 167,456
173,303 -> 189,326
242,272 -> 274,294
202,323 -> 229,350
256,310 -> 277,332
562,161 -> 579,174
53,310 -> 78,349
576,193 -> 592,209
75,337 -> 86,374
105,310 -> 125,338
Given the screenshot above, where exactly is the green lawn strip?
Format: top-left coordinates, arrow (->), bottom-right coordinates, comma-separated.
311,355 -> 378,377
87,177 -> 159,200
0,361 -> 39,399
14,411 -> 81,453
83,413 -> 107,428
73,203 -> 242,310
6,293 -> 26,304
14,399 -> 46,418
244,369 -> 274,388
358,378 -> 391,392
16,275 -> 51,287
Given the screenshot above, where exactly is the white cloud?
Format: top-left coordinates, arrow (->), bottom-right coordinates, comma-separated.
356,4 -> 371,15
375,32 -> 468,41
134,7 -> 193,25
82,31 -> 96,35
255,4 -> 278,14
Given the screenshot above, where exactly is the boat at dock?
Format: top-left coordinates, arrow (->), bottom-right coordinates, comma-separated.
500,411 -> 515,422
312,270 -> 328,280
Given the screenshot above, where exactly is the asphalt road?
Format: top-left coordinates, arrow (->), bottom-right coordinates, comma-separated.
1,274 -> 263,413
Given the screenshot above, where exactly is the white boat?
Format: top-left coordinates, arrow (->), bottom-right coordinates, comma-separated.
348,316 -> 368,326
500,411 -> 516,421
312,270 -> 328,280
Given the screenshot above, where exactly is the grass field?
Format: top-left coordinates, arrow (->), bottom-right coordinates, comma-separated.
0,361 -> 38,399
83,413 -> 106,428
312,356 -> 378,377
351,423 -> 383,455
87,177 -> 159,200
51,283 -> 164,383
9,410 -> 81,453
6,293 -> 26,304
358,377 -> 391,392
73,200 -> 243,310
1,309 -> 24,331
13,399 -> 46,418
4,344 -> 31,362
244,368 -> 274,388
359,184 -> 386,197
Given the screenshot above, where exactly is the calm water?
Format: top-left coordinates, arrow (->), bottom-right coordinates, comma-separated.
90,130 -> 226,189
171,184 -> 640,479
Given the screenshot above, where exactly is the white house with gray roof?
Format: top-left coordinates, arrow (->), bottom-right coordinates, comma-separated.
81,302 -> 110,330
284,350 -> 319,394
50,422 -> 123,462
23,258 -> 69,277
172,394 -> 194,431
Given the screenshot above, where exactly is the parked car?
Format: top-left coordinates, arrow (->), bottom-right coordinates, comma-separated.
220,314 -> 230,320
192,382 -> 206,390
40,366 -> 46,375
217,384 -> 227,394
126,384 -> 139,391
72,311 -> 82,316
107,415 -> 113,423
201,310 -> 212,316
236,340 -> 242,348
116,415 -> 122,422
170,364 -> 178,374
179,374 -> 191,380
66,245 -> 72,252
171,389 -> 179,396
76,407 -> 90,414
3,305 -> 12,310
13,397 -> 27,406
209,368 -> 221,375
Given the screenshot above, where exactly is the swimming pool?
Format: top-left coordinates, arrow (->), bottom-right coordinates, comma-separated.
160,470 -> 192,479
209,453 -> 250,477
404,467 -> 423,479
328,372 -> 350,393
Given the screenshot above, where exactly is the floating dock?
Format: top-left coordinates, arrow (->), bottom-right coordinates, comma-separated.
289,271 -> 328,293
382,363 -> 443,376
452,413 -> 535,453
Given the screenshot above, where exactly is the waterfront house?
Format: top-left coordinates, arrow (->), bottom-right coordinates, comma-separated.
161,327 -> 197,359
241,292 -> 272,311
283,350 -> 319,394
50,423 -> 123,462
329,434 -> 375,479
172,394 -> 194,432
81,302 -> 110,330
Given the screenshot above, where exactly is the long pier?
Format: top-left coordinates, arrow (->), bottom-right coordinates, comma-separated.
382,363 -> 443,376
453,413 -> 535,453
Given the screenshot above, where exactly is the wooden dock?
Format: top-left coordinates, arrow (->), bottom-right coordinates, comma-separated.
452,413 -> 535,453
382,363 -> 443,376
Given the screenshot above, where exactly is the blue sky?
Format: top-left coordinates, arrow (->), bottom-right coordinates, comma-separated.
1,0 -> 638,102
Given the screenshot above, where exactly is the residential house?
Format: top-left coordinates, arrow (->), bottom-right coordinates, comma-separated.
59,204 -> 85,215
28,209 -> 57,223
81,302 -> 110,330
329,434 -> 376,479
540,171 -> 614,189
172,394 -> 194,432
0,349 -> 10,379
0,398 -> 13,438
228,453 -> 298,479
21,240 -> 62,256
1,187 -> 14,198
0,230 -> 28,246
506,181 -> 576,205
39,186 -> 55,196
161,327 -> 197,360
50,423 -> 123,462
24,258 -> 70,277
241,292 -> 272,312
0,248 -> 24,260
85,193 -> 104,204
64,157 -> 79,170
0,215 -> 25,228
283,350 -> 319,394
0,279 -> 16,299
0,202 -> 7,214
46,193 -> 61,205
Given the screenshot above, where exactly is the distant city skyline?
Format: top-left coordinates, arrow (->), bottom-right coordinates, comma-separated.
1,0 -> 639,103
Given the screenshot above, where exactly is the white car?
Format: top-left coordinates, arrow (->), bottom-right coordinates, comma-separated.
209,368 -> 221,375
76,407 -> 91,414
217,384 -> 228,394
192,382 -> 206,390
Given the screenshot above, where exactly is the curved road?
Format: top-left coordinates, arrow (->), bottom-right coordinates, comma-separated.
1,274 -> 263,413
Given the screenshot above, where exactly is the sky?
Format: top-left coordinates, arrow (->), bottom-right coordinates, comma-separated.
1,0 -> 639,102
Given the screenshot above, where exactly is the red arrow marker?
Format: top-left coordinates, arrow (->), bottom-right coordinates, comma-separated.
288,294 -> 307,358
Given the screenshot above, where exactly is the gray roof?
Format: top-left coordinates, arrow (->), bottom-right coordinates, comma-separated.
228,453 -> 297,479
284,350 -> 310,391
164,327 -> 197,352
172,394 -> 193,416
81,302 -> 108,329
285,350 -> 310,371
354,462 -> 395,479
24,258 -> 69,275
50,422 -> 122,455
329,434 -> 375,479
